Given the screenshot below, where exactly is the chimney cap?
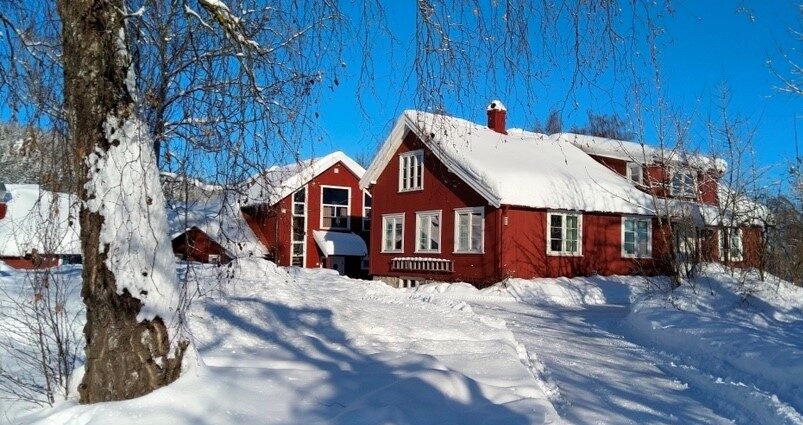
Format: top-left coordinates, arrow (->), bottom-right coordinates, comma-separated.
487,100 -> 507,112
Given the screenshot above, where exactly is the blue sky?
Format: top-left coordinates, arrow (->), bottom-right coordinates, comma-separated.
310,2 -> 801,190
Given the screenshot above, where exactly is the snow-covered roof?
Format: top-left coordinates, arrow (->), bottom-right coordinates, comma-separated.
361,111 -> 659,215
0,184 -> 81,257
243,151 -> 365,206
167,196 -> 268,259
558,133 -> 728,172
312,230 -> 367,257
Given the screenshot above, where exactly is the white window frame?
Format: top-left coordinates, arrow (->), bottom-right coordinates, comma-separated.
453,207 -> 485,254
362,191 -> 372,232
670,168 -> 697,198
381,213 -> 405,253
290,186 -> 307,268
320,185 -> 351,230
626,162 -> 644,186
718,228 -> 743,262
546,211 -> 583,256
415,210 -> 442,253
398,150 -> 424,192
621,216 -> 652,259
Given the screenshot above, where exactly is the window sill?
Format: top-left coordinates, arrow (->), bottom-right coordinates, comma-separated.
398,188 -> 423,193
622,254 -> 652,259
414,250 -> 441,254
546,252 -> 583,257
381,250 -> 404,254
453,250 -> 484,255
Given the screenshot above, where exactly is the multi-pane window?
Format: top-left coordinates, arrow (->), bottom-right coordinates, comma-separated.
291,187 -> 306,266
622,217 -> 652,258
382,214 -> 404,253
399,150 -> 424,191
362,192 -> 372,231
454,208 -> 484,253
670,169 -> 696,198
626,162 -> 643,185
321,187 -> 349,229
719,228 -> 743,262
547,212 -> 582,255
416,211 -> 441,253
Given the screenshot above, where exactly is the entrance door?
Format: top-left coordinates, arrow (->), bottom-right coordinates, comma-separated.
330,256 -> 346,275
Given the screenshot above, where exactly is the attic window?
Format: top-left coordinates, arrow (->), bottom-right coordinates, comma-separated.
670,169 -> 696,198
399,150 -> 424,192
626,162 -> 643,185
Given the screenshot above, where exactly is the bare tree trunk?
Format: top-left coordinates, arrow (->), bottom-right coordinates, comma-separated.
58,0 -> 185,403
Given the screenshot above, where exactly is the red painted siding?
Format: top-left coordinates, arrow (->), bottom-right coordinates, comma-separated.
171,227 -> 232,264
588,155 -> 628,176
369,132 -> 502,285
243,161 -> 369,269
1,256 -> 61,269
0,203 -> 6,219
500,208 -> 670,278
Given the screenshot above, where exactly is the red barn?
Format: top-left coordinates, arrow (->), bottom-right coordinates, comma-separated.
241,152 -> 370,278
360,102 -> 764,288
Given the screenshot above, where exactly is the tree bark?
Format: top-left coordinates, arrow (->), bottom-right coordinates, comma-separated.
58,0 -> 185,403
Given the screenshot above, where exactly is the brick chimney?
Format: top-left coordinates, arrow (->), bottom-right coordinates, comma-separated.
486,100 -> 507,134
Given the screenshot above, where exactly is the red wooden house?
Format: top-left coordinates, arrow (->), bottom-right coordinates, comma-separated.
360,102 -> 763,288
241,151 -> 371,278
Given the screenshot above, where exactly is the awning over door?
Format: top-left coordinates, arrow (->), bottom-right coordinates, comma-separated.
312,230 -> 367,257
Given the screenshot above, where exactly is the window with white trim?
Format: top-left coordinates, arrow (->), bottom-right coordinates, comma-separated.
547,212 -> 582,256
416,211 -> 441,253
454,207 -> 484,253
622,217 -> 652,258
291,187 -> 307,267
321,186 -> 350,229
719,228 -> 743,262
670,169 -> 696,198
626,162 -> 643,185
362,192 -> 372,231
382,214 -> 404,253
399,150 -> 424,191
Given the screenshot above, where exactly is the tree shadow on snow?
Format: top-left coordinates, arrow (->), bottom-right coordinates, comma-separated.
195,297 -> 542,425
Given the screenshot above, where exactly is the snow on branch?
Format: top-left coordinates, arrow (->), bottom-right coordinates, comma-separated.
197,0 -> 261,51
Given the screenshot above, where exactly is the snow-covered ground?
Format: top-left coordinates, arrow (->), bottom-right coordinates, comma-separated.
4,259 -> 557,424
411,268 -> 803,424
2,261 -> 801,424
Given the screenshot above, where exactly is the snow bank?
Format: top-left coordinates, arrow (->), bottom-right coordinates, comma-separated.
413,275 -> 645,307
85,115 -> 179,324
620,265 -> 803,417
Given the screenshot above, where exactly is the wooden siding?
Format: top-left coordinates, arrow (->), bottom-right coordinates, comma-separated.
368,131 -> 503,285
171,227 -> 232,264
500,208 -> 671,278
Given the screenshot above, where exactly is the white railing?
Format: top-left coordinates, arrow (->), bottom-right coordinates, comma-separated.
391,257 -> 454,273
